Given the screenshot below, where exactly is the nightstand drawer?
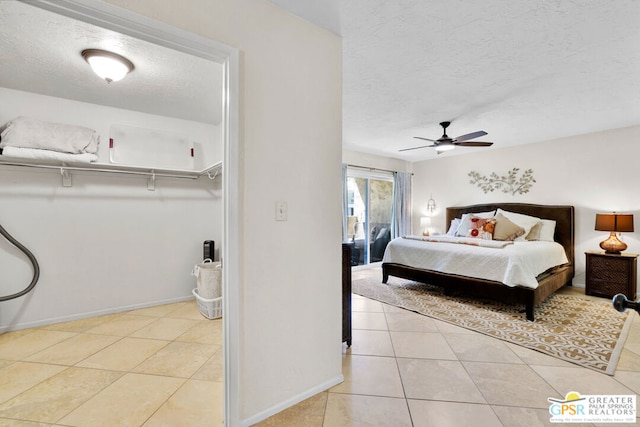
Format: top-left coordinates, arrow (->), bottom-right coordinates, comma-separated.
585,251 -> 638,299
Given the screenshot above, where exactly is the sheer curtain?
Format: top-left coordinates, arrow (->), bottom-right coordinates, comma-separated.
391,171 -> 412,239
342,163 -> 349,241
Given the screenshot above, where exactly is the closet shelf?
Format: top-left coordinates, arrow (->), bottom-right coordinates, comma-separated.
0,156 -> 222,191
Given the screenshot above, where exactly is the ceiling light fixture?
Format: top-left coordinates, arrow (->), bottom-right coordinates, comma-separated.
81,49 -> 134,83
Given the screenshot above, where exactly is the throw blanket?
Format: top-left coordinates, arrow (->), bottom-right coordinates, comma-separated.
1,116 -> 99,154
1,146 -> 98,163
403,234 -> 513,249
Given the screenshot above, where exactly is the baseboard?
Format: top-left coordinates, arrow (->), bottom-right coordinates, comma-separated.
0,294 -> 194,333
241,374 -> 344,427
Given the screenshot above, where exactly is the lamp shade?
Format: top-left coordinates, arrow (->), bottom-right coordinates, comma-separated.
595,213 -> 634,232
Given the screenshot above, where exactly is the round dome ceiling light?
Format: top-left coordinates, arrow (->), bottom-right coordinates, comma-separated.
81,49 -> 134,83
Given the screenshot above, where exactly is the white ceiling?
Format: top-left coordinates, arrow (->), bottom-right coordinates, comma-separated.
0,1 -> 223,125
269,0 -> 640,161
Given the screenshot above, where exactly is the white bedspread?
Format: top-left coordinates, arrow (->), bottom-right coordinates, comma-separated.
1,146 -> 98,163
382,236 -> 569,289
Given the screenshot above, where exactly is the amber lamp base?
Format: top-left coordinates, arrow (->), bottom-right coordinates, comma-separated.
600,232 -> 627,254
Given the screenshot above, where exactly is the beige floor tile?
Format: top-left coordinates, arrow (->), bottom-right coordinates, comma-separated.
133,341 -> 219,378
0,362 -> 66,404
463,361 -> 561,408
623,342 -> 640,357
0,419 -> 49,426
0,359 -> 14,369
0,329 -> 41,346
165,301 -> 204,320
381,303 -> 409,314
390,331 -> 457,359
175,319 -> 222,345
397,358 -> 486,403
408,400 -> 503,427
432,318 -> 478,334
323,393 -> 412,427
348,329 -> 395,357
614,370 -> 640,395
492,405 -> 573,427
352,312 -> 388,330
130,317 -> 200,341
351,298 -> 384,313
0,330 -> 76,360
256,392 -> 327,427
192,348 -> 224,382
0,367 -> 123,423
83,314 -> 156,336
384,311 -> 440,333
330,354 -> 404,398
58,373 -> 185,427
444,333 -> 523,364
143,379 -> 223,427
531,364 -> 636,396
504,342 -> 575,368
76,337 -> 168,371
26,334 -> 120,366
618,347 -> 640,371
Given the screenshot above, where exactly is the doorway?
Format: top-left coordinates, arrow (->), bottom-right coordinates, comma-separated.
345,168 -> 393,266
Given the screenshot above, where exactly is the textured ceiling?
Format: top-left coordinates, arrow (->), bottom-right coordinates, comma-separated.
0,2 -> 223,125
270,0 -> 640,161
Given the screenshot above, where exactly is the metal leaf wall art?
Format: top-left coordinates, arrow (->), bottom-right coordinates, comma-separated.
468,168 -> 535,195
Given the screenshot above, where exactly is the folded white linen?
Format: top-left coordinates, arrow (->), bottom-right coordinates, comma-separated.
403,234 -> 513,249
0,116 -> 99,154
1,146 -> 98,163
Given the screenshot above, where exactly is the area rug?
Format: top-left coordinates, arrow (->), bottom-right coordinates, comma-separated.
352,268 -> 633,375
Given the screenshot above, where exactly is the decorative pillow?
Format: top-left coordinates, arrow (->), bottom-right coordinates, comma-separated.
526,219 -> 556,242
495,208 -> 541,242
455,210 -> 496,237
493,213 -> 525,241
466,216 -> 496,240
446,218 -> 461,236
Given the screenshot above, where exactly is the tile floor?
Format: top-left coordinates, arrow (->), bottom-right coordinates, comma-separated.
259,284 -> 640,426
3,283 -> 640,426
0,301 -> 223,426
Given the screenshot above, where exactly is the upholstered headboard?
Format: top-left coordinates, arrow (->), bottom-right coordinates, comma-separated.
446,203 -> 575,269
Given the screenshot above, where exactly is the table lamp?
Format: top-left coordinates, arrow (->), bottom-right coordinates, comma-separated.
420,217 -> 431,236
595,213 -> 634,254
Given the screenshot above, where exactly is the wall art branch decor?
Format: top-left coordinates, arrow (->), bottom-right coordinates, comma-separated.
468,168 -> 536,195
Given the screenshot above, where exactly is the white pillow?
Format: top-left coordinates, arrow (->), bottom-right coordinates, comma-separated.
446,218 -> 461,236
455,210 -> 496,237
527,219 -> 557,242
495,208 -> 541,242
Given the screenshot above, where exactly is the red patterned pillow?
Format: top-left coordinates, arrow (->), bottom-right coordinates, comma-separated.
466,216 -> 496,240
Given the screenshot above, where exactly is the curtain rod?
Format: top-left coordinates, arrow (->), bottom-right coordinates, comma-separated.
347,163 -> 413,175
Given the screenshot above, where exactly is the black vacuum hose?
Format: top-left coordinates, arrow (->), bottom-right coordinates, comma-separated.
0,223 -> 40,301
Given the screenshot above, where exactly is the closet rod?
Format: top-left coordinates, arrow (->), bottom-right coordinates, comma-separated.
0,159 -> 222,180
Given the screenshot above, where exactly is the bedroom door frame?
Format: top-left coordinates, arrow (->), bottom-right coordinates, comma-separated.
26,1 -> 241,425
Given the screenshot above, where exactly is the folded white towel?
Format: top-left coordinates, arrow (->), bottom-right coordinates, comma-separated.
1,146 -> 98,163
0,116 -> 99,154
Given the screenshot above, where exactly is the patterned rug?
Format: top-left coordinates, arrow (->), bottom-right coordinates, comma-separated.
352,268 -> 633,375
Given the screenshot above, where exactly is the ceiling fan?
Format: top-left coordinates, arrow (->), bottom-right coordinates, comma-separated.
400,121 -> 493,153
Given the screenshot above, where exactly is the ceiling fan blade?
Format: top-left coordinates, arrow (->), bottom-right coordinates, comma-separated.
399,144 -> 435,152
413,136 -> 438,142
454,141 -> 493,147
453,131 -> 487,142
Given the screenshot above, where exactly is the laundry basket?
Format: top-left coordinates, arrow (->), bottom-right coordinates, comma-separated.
192,288 -> 222,319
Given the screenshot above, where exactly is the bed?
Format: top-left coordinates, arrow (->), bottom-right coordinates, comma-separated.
382,203 -> 575,321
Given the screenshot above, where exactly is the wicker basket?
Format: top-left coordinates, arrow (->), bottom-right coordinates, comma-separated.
192,288 -> 222,319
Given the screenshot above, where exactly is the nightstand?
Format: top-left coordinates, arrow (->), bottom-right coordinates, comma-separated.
585,251 -> 638,299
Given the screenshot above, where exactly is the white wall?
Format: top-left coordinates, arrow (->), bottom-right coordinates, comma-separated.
105,0 -> 343,424
0,88 -> 223,332
412,125 -> 640,286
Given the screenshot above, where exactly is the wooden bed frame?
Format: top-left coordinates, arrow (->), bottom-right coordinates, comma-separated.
382,203 -> 575,321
